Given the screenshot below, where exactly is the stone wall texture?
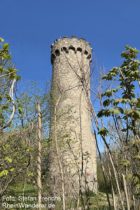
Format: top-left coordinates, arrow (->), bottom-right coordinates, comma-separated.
50,37 -> 97,193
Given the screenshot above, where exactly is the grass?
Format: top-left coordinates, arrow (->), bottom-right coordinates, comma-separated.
8,183 -> 37,195
90,192 -> 113,209
3,183 -> 114,210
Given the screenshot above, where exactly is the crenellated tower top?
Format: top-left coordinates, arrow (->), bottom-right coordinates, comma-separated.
51,36 -> 92,64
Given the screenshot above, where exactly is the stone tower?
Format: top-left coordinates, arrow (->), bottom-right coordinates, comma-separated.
50,37 -> 97,193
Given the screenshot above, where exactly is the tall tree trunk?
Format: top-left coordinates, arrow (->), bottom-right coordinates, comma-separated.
37,103 -> 42,210
122,174 -> 130,210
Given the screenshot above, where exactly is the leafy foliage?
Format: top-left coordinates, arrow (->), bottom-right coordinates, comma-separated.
0,37 -> 19,129
99,45 -> 140,135
0,130 -> 31,195
97,46 -> 140,204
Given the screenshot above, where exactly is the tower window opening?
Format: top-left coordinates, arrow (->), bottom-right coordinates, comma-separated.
55,49 -> 60,56
87,54 -> 91,59
84,50 -> 88,55
69,46 -> 76,52
62,47 -> 69,53
77,47 -> 82,52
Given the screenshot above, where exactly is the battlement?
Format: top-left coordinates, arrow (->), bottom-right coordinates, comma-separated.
51,36 -> 92,64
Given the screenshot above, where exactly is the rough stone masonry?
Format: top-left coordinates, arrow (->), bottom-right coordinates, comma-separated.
50,37 -> 97,193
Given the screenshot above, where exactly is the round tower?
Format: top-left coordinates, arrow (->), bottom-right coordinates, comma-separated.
50,37 -> 97,193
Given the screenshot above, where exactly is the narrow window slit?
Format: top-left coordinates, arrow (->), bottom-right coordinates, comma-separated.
55,49 -> 60,56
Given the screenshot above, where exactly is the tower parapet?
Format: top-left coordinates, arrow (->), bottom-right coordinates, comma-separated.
51,37 -> 92,64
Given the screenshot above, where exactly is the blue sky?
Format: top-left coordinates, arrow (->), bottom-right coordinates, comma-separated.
1,0 -> 140,89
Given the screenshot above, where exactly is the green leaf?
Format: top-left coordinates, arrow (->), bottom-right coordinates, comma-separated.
16,75 -> 21,81
18,106 -> 23,114
120,159 -> 130,167
0,170 -> 9,177
0,37 -> 4,42
121,45 -> 139,59
103,99 -> 111,107
97,109 -> 112,117
5,157 -> 12,163
110,108 -> 121,115
27,172 -> 34,177
0,66 -> 3,73
131,110 -> 140,119
3,43 -> 9,50
102,89 -> 118,97
102,68 -> 118,80
2,104 -> 9,110
3,53 -> 11,60
6,94 -> 12,102
133,155 -> 140,160
10,168 -> 15,172
126,173 -> 133,181
98,127 -> 109,137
